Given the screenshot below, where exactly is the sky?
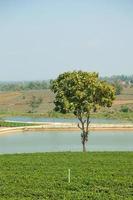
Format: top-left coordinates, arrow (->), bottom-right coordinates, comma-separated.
0,0 -> 133,81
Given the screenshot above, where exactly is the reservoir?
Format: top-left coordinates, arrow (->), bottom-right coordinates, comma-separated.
0,130 -> 133,154
3,116 -> 132,124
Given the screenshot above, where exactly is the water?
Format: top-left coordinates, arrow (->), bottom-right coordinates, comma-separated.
3,116 -> 131,124
0,130 -> 133,154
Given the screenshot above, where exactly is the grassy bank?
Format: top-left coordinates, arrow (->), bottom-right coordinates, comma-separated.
91,111 -> 133,122
0,121 -> 35,127
0,152 -> 132,200
0,110 -> 133,123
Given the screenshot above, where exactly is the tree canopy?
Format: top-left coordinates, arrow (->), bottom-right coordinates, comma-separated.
51,71 -> 115,151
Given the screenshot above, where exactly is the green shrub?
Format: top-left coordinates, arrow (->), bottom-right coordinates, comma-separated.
120,106 -> 129,113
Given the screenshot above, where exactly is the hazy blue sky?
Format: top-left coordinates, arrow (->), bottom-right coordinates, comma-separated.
0,0 -> 133,81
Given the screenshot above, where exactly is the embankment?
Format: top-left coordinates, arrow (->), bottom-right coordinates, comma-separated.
0,122 -> 133,134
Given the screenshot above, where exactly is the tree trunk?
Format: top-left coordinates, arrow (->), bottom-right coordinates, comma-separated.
78,115 -> 90,152
83,143 -> 86,152
82,141 -> 86,152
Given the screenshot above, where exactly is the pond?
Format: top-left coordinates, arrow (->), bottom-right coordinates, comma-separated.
3,116 -> 132,124
0,130 -> 133,154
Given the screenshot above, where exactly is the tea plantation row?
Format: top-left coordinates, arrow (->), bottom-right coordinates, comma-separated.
0,152 -> 132,200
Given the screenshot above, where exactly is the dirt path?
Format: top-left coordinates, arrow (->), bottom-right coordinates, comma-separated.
113,100 -> 133,105
0,122 -> 133,135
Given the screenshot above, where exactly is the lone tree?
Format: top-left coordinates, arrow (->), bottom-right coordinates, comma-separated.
28,95 -> 43,113
51,71 -> 115,152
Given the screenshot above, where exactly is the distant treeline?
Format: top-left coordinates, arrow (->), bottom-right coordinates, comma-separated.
102,75 -> 133,84
102,75 -> 133,95
0,80 -> 51,91
0,75 -> 133,92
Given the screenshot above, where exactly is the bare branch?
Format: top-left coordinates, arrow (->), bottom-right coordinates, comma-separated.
83,119 -> 86,124
86,115 -> 90,133
78,114 -> 85,132
77,123 -> 82,130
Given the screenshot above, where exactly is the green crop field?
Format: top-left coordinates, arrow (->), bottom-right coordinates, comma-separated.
0,152 -> 132,200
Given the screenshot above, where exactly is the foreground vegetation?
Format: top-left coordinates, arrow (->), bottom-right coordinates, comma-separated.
0,152 -> 132,200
